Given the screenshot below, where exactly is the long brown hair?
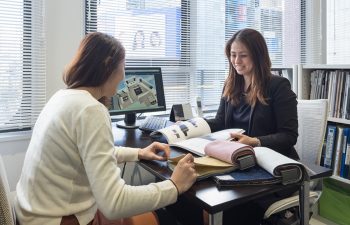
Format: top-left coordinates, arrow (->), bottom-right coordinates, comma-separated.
223,28 -> 271,106
63,32 -> 125,89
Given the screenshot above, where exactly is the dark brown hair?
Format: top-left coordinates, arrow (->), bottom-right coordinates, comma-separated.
223,28 -> 271,106
63,32 -> 125,89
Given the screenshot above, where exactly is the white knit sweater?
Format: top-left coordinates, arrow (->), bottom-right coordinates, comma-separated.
15,89 -> 177,225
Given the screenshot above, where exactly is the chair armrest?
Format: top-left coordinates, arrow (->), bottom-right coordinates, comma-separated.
263,191 -> 319,219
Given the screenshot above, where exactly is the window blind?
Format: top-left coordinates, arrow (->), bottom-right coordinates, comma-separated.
85,0 -> 305,111
301,0 -> 323,64
0,0 -> 46,132
327,0 -> 350,64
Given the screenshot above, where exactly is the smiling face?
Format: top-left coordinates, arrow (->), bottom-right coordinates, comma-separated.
230,41 -> 254,78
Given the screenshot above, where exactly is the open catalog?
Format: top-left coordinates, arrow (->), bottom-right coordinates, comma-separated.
150,117 -> 256,180
150,117 -> 245,156
214,147 -> 309,188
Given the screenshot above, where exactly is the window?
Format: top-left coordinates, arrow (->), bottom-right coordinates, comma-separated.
0,0 -> 46,132
327,0 -> 350,64
85,0 -> 306,110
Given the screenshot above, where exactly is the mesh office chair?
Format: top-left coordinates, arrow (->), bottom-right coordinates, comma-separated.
0,154 -> 16,225
263,99 -> 328,224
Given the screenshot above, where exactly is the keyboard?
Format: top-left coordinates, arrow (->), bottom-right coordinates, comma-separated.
139,116 -> 168,133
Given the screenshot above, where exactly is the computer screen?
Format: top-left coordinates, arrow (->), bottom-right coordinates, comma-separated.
109,67 -> 166,128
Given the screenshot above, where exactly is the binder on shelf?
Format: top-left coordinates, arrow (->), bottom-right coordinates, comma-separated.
340,128 -> 350,178
322,124 -> 337,169
332,126 -> 345,176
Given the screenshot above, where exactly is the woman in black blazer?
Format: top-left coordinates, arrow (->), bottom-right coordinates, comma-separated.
207,73 -> 299,160
207,28 -> 299,225
167,28 -> 299,225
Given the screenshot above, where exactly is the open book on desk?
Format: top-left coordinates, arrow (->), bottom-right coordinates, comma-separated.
150,117 -> 245,156
214,147 -> 308,188
168,140 -> 257,180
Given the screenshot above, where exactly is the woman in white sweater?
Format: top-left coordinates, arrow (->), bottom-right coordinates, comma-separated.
15,32 -> 197,225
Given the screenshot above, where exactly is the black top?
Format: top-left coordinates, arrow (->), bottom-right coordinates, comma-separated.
232,95 -> 251,133
207,75 -> 299,160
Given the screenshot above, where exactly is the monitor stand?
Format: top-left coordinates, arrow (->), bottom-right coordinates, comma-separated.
116,113 -> 141,129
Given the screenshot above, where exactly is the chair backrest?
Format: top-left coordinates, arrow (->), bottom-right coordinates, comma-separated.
294,99 -> 328,165
0,155 -> 16,225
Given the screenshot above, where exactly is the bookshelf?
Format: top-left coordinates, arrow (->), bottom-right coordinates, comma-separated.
298,64 -> 350,224
298,64 -> 350,174
271,65 -> 298,95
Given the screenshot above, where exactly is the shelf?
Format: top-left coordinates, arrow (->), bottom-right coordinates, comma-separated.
271,65 -> 298,95
331,175 -> 350,185
299,64 -> 350,224
328,117 -> 350,125
301,64 -> 350,70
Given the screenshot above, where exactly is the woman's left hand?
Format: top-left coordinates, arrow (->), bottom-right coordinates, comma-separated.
138,142 -> 171,161
230,133 -> 260,147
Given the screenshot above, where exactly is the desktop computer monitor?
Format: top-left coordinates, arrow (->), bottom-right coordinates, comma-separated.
109,67 -> 166,128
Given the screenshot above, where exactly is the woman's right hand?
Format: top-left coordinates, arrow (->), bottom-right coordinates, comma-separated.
170,153 -> 197,194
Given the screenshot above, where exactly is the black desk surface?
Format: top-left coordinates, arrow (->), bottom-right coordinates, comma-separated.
112,124 -> 332,214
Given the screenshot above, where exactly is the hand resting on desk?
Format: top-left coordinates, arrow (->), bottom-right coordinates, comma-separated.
138,142 -> 197,195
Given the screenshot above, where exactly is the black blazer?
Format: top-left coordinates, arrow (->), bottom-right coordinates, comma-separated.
207,75 -> 299,160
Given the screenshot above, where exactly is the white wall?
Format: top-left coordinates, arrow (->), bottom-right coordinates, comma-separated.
46,0 -> 85,99
0,0 -> 85,191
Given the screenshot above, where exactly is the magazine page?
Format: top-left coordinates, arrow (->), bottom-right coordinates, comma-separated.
150,117 -> 211,144
170,128 -> 245,156
201,128 -> 245,141
171,137 -> 211,156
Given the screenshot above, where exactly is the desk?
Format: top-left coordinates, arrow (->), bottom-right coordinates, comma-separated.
113,125 -> 332,225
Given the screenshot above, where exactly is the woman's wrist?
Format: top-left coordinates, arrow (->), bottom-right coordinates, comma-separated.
254,138 -> 261,147
137,148 -> 144,160
169,179 -> 180,196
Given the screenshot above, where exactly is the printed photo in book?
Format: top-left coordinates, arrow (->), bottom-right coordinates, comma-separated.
150,117 -> 245,156
214,147 -> 308,188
